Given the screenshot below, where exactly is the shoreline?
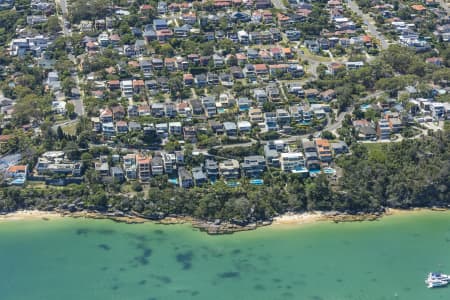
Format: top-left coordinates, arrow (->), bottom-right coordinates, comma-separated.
0,207 -> 448,233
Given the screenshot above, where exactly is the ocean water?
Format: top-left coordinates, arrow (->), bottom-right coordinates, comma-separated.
0,212 -> 449,300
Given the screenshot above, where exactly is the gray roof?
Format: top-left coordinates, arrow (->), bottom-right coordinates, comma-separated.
223,122 -> 237,130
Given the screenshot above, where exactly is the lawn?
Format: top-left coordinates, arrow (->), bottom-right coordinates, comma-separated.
61,121 -> 78,136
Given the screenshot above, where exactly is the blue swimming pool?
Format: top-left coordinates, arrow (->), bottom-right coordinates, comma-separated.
168,178 -> 178,185
250,179 -> 264,185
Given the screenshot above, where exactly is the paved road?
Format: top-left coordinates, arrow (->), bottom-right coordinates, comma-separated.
346,0 -> 389,50
271,0 -> 287,11
55,0 -> 85,117
437,0 -> 450,14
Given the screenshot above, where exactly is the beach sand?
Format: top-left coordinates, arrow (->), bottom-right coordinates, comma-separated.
272,212 -> 327,226
0,210 -> 61,222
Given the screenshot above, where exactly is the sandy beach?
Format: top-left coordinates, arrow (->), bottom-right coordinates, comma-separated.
272,212 -> 327,226
0,210 -> 61,222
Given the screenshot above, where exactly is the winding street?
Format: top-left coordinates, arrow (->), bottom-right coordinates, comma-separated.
55,0 -> 85,117
346,0 -> 389,50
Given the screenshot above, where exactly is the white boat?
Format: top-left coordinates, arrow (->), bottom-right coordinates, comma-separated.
426,272 -> 450,282
425,272 -> 450,288
427,279 -> 448,288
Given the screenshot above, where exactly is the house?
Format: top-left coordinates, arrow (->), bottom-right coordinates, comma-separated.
169,122 -> 183,135
266,84 -> 281,102
138,104 -> 151,116
35,152 -> 82,177
219,159 -> 240,180
254,64 -> 269,76
195,74 -> 207,88
178,167 -> 193,188
157,1 -> 167,14
276,109 -> 291,125
174,24 -> 190,37
346,61 -> 364,70
254,89 -> 268,106
237,97 -> 251,112
205,159 -> 219,179
183,126 -> 197,142
116,121 -> 128,133
255,0 -> 272,9
237,30 -> 249,44
377,119 -> 391,140
156,29 -> 173,42
265,112 -> 278,131
137,154 -> 151,181
6,165 -> 28,185
95,162 -> 110,177
165,103 -> 177,118
151,103 -> 165,117
111,166 -> 125,182
425,57 -> 443,67
129,121 -> 141,131
243,64 -> 257,82
153,19 -> 168,30
388,118 -> 403,133
241,155 -> 266,178
102,122 -> 115,138
223,122 -> 237,136
213,54 -> 224,67
315,139 -> 332,162
176,102 -> 192,118
162,153 -> 175,174
249,108 -> 264,123
192,167 -> 207,186
237,121 -> 252,133
151,155 -> 164,176
304,88 -> 319,100
305,40 -> 319,53
209,120 -> 224,134
190,99 -> 205,115
121,80 -> 134,97
203,96 -> 217,118
357,125 -> 377,140
331,141 -> 348,155
286,30 -> 301,41
320,89 -> 336,102
183,73 -> 194,86
220,73 -> 234,87
280,153 -> 305,172
133,79 -> 145,93
98,108 -> 113,123
108,80 -> 121,90
112,105 -> 125,120
230,66 -> 244,79
207,72 -> 219,85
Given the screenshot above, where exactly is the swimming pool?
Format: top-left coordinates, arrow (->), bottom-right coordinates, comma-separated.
250,179 -> 264,185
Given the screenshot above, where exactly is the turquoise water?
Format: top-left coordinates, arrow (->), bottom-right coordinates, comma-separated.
0,212 -> 450,300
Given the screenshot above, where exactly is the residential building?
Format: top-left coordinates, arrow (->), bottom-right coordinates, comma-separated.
280,153 -> 305,172
149,155 -> 163,176
315,139 -> 332,162
377,119 -> 391,140
205,159 -> 219,179
219,159 -> 240,180
111,166 -> 125,182
178,167 -> 193,188
137,154 -> 151,181
223,122 -> 237,136
241,155 -> 266,178
192,167 -> 207,186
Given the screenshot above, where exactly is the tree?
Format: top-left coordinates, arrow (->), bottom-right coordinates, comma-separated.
47,16 -> 61,34
66,102 -> 76,118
